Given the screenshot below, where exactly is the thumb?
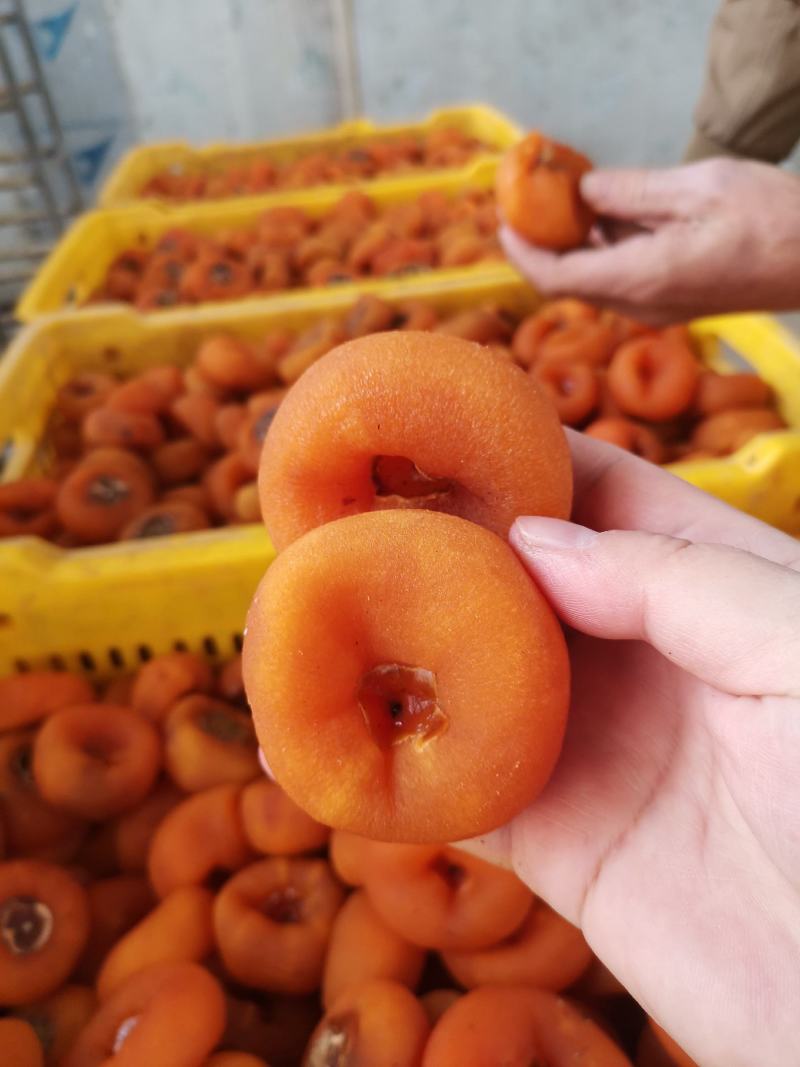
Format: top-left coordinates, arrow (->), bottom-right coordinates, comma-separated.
511,517 -> 800,699
581,167 -> 692,221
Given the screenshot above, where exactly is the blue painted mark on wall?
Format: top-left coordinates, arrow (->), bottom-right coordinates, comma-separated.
33,3 -> 77,62
72,136 -> 113,186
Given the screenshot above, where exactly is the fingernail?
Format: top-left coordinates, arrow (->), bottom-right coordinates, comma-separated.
512,517 -> 597,551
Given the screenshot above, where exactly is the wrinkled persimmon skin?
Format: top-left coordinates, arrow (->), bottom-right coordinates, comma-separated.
422,986 -> 633,1067
62,961 -> 226,1067
214,856 -> 344,994
97,885 -> 215,1000
258,332 -> 571,549
322,888 -> 425,1007
441,896 -> 592,990
496,131 -> 595,250
362,842 -> 532,951
244,509 -> 569,843
302,979 -> 430,1067
637,1019 -> 699,1067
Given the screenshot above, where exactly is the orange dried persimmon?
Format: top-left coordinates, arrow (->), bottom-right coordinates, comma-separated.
344,294 -> 396,338
131,651 -> 213,723
112,781 -> 184,874
151,438 -> 211,486
223,992 -> 318,1067
259,332 -> 571,549
607,334 -> 700,421
322,888 -> 425,1008
0,479 -> 59,539
328,831 -> 374,887
538,319 -> 617,368
78,875 -> 153,982
422,986 -> 633,1067
97,885 -> 214,1000
584,417 -> 665,463
363,843 -> 532,951
56,373 -> 116,421
0,1017 -> 44,1066
496,130 -> 595,250
55,449 -> 155,544
147,784 -> 250,898
0,670 -> 93,732
441,896 -> 592,990
213,856 -> 344,993
511,299 -> 598,368
195,334 -> 275,393
215,405 -> 248,452
204,452 -> 253,520
371,238 -> 435,276
0,859 -> 90,1005
276,319 -> 347,386
237,389 -> 287,474
233,482 -> 261,522
534,360 -> 600,426
303,979 -> 429,1067
637,1018 -> 699,1067
240,779 -> 329,856
170,392 -> 221,447
694,371 -> 772,416
244,509 -> 569,843
690,407 -> 785,455
17,984 -> 97,1065
434,307 -> 512,345
394,299 -> 438,331
216,654 -> 244,703
118,500 -> 209,540
180,254 -> 253,304
105,250 -> 148,302
62,961 -> 226,1067
163,694 -> 259,792
83,407 -> 164,451
32,704 -> 161,820
0,729 -> 85,859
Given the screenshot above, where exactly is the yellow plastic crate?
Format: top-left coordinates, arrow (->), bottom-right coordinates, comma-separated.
2,279 -> 800,674
16,158 -> 509,323
98,104 -> 522,209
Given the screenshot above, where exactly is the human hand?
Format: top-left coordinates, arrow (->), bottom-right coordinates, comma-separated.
500,159 -> 800,324
469,432 -> 800,1067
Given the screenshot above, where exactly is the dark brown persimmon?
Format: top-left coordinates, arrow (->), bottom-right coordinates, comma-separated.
344,294 -> 396,338
16,984 -> 97,1065
511,299 -> 598,368
131,652 -> 213,722
0,730 -> 86,859
97,885 -> 214,1000
77,876 -> 153,982
584,417 -> 665,464
534,360 -> 600,426
55,449 -> 156,544
214,856 -> 344,994
690,407 -> 785,455
259,332 -> 571,549
694,371 -> 772,416
117,501 -> 209,540
276,319 -> 347,386
0,860 -> 90,1005
195,335 -> 275,393
303,979 -> 429,1067
637,1019 -> 699,1067
147,784 -> 250,898
237,389 -> 287,474
240,779 -> 329,856
223,993 -> 318,1067
322,888 -> 425,1008
0,479 -> 59,539
422,986 -> 633,1067
607,334 -> 700,421
0,1018 -> 44,1067
0,670 -> 93,732
441,896 -> 592,990
170,392 -> 221,448
244,510 -> 569,842
163,695 -> 259,792
56,373 -> 116,422
363,843 -> 532,951
112,781 -> 184,874
204,452 -> 253,520
83,407 -> 165,451
496,131 -> 595,250
62,961 -> 226,1067
151,438 -> 211,486
32,704 -> 161,821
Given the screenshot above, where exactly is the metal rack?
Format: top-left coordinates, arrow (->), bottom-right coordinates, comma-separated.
0,0 -> 81,339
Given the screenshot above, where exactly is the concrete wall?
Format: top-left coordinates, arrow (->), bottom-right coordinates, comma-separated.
17,0 -> 723,194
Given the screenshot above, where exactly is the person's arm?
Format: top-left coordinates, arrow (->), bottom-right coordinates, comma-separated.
685,0 -> 800,163
501,158 -> 800,323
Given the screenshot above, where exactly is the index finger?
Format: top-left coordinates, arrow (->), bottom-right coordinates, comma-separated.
566,429 -> 800,569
